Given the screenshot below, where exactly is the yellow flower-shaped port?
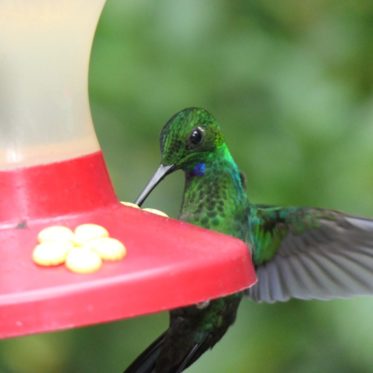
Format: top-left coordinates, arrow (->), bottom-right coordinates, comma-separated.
86,237 -> 127,261
120,201 -> 168,217
37,225 -> 75,244
143,208 -> 169,218
33,241 -> 74,266
32,203 -> 168,273
32,223 -> 127,274
65,248 -> 102,274
120,201 -> 140,209
74,223 -> 109,245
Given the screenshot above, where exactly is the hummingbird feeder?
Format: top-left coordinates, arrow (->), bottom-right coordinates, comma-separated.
0,0 -> 256,339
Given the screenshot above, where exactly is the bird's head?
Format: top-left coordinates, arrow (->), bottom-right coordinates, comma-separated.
160,107 -> 224,170
135,107 -> 224,206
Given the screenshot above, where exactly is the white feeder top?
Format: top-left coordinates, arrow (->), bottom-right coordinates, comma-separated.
0,1 -> 105,169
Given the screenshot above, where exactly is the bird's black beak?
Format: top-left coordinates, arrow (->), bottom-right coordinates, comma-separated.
135,164 -> 175,206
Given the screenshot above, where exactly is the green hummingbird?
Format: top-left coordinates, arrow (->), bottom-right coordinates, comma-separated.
124,107 -> 373,373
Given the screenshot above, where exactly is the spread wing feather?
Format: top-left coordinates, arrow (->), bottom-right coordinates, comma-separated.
246,207 -> 373,303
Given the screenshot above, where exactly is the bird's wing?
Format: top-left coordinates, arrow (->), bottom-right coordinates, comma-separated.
246,205 -> 373,303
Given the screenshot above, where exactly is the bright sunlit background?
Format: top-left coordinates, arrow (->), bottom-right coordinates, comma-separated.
1,0 -> 373,372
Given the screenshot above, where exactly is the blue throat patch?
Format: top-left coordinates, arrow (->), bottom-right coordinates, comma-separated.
192,162 -> 206,176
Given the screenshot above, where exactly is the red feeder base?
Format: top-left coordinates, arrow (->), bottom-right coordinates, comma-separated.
0,152 -> 256,339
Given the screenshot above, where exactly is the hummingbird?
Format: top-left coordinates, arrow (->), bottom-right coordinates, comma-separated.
124,107 -> 373,373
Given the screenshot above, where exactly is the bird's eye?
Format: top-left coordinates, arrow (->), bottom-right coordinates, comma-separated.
189,127 -> 204,146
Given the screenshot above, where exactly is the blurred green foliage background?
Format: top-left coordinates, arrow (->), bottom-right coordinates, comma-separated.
1,0 -> 373,372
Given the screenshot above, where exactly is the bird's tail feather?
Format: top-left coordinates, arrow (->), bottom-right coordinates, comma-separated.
124,332 -> 166,373
124,334 -> 209,373
175,343 -> 202,373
